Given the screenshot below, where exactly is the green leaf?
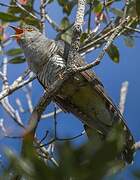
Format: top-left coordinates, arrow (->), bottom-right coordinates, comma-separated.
0,12 -> 20,22
6,48 -> 23,56
80,32 -> 88,43
110,8 -> 123,17
60,17 -> 70,29
60,17 -> 72,43
136,0 -> 140,17
124,36 -> 135,48
58,0 -> 76,15
106,44 -> 120,63
93,2 -> 103,13
8,56 -> 26,64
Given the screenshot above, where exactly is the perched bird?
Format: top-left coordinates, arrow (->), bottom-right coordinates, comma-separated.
10,25 -> 135,164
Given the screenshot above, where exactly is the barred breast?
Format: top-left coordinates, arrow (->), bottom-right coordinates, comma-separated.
37,54 -> 66,88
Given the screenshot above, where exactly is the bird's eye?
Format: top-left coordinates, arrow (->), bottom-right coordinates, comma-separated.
27,28 -> 33,32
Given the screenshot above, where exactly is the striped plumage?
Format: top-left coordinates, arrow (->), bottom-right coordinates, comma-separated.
14,25 -> 135,164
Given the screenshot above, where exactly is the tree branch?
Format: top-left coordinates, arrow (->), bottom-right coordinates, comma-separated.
71,18 -> 129,73
21,92 -> 52,156
0,69 -> 35,101
40,0 -> 47,34
67,0 -> 86,67
0,45 -> 25,128
15,0 -> 39,20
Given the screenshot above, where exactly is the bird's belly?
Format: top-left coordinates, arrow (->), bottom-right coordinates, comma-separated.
58,73 -> 114,134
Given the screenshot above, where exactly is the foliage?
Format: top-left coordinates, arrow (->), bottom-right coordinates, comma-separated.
1,126 -> 128,179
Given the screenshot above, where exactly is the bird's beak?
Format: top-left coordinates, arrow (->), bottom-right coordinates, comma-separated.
9,25 -> 24,40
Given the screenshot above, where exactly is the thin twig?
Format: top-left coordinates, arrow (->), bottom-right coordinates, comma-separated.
21,92 -> 52,156
23,87 -> 33,113
0,118 -> 7,135
0,69 -> 35,101
35,139 -> 59,167
16,98 -> 25,113
45,13 -> 62,32
72,19 -> 128,73
41,108 -> 62,119
1,98 -> 24,128
119,81 -> 129,115
125,26 -> 140,33
80,16 -> 137,55
57,130 -> 85,141
15,0 -> 39,20
54,104 -> 57,139
38,130 -> 85,148
37,129 -> 85,149
39,131 -> 49,144
0,46 -> 24,128
79,24 -> 118,54
0,2 -> 16,8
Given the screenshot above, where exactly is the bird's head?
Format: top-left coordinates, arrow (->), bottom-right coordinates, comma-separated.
9,25 -> 48,73
9,25 -> 41,47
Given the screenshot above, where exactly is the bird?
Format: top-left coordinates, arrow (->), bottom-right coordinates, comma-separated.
10,24 -> 135,164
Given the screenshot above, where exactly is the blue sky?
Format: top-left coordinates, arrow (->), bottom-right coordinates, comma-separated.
0,0 -> 140,179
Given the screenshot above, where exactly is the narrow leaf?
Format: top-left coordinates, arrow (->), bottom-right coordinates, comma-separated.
0,12 -> 20,22
6,48 -> 23,56
80,32 -> 88,43
8,56 -> 26,64
93,2 -> 103,13
60,17 -> 70,29
106,44 -> 120,63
